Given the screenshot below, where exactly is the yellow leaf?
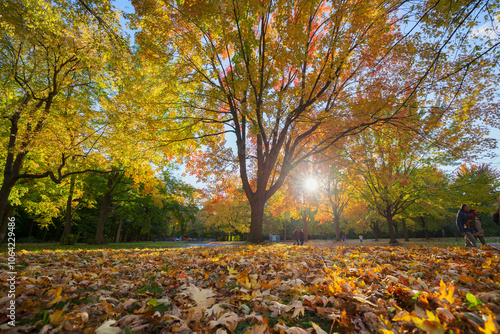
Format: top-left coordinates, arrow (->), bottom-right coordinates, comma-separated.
457,275 -> 475,284
482,258 -> 492,269
49,309 -> 65,326
479,312 -> 499,334
411,310 -> 445,334
47,287 -> 64,306
227,266 -> 238,275
437,280 -> 456,304
392,310 -> 412,322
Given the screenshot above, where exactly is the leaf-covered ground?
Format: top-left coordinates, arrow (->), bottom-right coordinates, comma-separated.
1,244 -> 500,333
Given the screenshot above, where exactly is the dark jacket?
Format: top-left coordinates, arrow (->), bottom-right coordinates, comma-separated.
299,231 -> 305,242
293,230 -> 300,240
456,209 -> 473,234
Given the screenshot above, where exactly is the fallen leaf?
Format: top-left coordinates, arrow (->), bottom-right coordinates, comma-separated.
95,320 -> 121,334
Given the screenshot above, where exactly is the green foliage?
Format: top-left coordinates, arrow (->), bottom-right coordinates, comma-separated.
466,293 -> 483,310
451,164 -> 500,212
59,233 -> 79,245
85,235 -> 111,245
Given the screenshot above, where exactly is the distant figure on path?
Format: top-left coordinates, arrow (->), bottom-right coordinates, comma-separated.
470,210 -> 487,246
494,209 -> 499,225
456,204 -> 477,247
293,229 -> 300,245
359,234 -> 363,243
299,229 -> 305,246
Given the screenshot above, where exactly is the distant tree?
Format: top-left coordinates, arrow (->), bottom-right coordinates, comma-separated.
451,164 -> 500,212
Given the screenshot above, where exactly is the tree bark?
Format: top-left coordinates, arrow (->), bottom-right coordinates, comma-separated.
181,223 -> 186,239
402,218 -> 409,241
420,217 -> 429,239
61,175 -> 76,240
386,214 -> 398,244
41,228 -> 48,242
95,191 -> 112,244
248,197 -> 265,243
333,212 -> 341,242
0,181 -> 16,243
300,207 -> 311,242
0,203 -> 14,242
283,212 -> 289,242
115,217 -> 123,243
28,219 -> 35,238
136,225 -> 142,242
371,220 -> 379,241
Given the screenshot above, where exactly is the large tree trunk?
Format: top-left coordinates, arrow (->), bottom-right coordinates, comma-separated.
95,191 -> 112,244
386,214 -> 398,244
402,218 -> 409,241
283,212 -> 289,242
41,227 -> 48,242
115,217 -> 123,243
333,212 -> 341,242
371,220 -> 379,241
0,179 -> 17,243
420,217 -> 429,239
28,219 -> 35,238
1,98 -> 51,243
136,225 -> 142,242
61,175 -> 76,240
248,197 -> 265,243
0,109 -> 23,243
181,223 -> 186,239
300,207 -> 311,242
0,203 -> 14,242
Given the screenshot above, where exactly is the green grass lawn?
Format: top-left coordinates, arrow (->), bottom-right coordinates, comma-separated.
0,240 -> 189,252
0,240 -> 249,253
2,237 -> 499,253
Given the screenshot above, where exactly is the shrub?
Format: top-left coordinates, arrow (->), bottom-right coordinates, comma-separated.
60,234 -> 79,245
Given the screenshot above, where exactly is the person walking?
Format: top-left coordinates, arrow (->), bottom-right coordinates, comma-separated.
292,229 -> 300,245
456,204 -> 477,247
470,210 -> 487,245
299,229 -> 305,246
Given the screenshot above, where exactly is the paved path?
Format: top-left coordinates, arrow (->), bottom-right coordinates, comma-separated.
488,243 -> 500,247
184,243 -> 234,248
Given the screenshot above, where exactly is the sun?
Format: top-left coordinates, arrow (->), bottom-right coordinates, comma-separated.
304,177 -> 318,191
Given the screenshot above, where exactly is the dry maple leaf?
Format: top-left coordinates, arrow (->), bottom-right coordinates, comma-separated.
95,320 -> 121,334
183,283 -> 216,310
208,311 -> 240,334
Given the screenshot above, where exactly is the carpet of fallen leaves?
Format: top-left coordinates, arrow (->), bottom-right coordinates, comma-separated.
1,244 -> 500,334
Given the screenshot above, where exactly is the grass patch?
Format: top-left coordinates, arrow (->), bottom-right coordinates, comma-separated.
0,241 -> 192,253
137,284 -> 164,295
2,238 -> 499,254
234,320 -> 254,333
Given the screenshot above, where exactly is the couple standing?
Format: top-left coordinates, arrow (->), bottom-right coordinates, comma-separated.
456,204 -> 487,247
293,228 -> 305,245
